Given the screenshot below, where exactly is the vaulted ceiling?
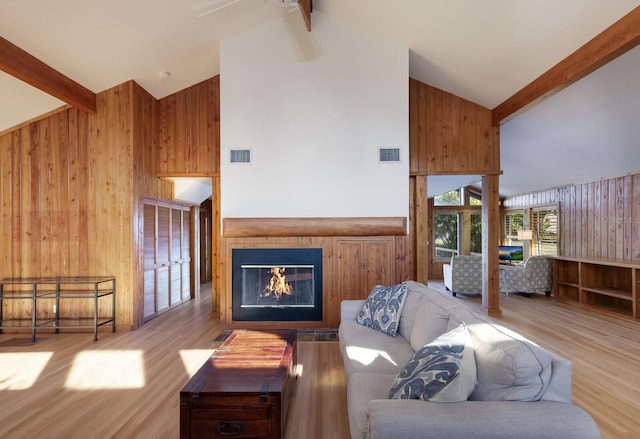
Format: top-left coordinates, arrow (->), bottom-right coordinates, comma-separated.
1,0 -> 639,197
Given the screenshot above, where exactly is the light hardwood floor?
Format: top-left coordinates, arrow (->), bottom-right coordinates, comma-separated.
1,283 -> 639,438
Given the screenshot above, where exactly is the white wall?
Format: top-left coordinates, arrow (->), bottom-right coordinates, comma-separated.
220,11 -> 408,220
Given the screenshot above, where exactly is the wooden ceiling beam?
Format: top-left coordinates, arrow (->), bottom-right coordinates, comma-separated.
299,0 -> 312,32
0,36 -> 96,114
492,6 -> 640,126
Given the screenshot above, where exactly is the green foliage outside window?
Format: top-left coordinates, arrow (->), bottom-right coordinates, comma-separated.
470,213 -> 482,253
434,213 -> 458,259
434,189 -> 461,206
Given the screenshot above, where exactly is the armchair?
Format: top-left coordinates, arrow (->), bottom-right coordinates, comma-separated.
499,256 -> 553,296
442,254 -> 482,296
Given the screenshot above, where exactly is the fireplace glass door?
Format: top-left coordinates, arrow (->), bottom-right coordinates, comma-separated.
232,248 -> 323,321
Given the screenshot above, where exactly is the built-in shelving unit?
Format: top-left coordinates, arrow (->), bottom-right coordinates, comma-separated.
552,257 -> 639,319
0,277 -> 116,341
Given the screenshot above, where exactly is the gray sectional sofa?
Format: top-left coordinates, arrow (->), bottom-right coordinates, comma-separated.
338,280 -> 601,439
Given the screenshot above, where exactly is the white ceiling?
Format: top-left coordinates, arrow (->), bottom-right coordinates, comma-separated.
1,0 -> 639,198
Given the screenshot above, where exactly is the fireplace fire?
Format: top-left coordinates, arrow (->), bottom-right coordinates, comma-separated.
232,248 -> 323,321
263,267 -> 293,300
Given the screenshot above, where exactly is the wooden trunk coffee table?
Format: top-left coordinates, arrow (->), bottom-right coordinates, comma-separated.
180,329 -> 297,439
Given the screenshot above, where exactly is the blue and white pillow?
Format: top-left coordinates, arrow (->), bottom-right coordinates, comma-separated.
388,323 -> 477,402
356,283 -> 408,336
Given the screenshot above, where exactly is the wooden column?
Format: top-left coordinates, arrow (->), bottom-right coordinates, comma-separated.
415,175 -> 429,284
482,174 -> 502,316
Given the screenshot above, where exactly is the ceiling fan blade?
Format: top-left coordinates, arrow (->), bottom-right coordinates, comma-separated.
197,0 -> 243,18
284,6 -> 319,61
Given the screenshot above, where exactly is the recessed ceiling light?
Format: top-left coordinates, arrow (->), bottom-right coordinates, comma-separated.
158,71 -> 171,79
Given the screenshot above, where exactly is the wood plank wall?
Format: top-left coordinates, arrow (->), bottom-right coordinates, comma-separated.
0,77 -> 221,331
408,77 -> 500,282
503,173 -> 640,260
157,77 -> 220,175
409,78 -> 500,175
0,83 -> 136,327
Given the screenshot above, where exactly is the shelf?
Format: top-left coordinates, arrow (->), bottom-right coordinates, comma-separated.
582,287 -> 633,301
552,257 -> 639,319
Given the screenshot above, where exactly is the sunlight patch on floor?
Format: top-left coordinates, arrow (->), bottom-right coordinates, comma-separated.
0,352 -> 53,390
65,350 -> 145,389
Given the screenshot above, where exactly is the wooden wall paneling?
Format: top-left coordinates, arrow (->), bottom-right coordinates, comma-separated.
211,77 -> 221,174
620,176 -> 632,260
364,239 -> 395,288
408,79 -> 418,174
11,131 -> 22,277
593,180 -> 602,259
432,87 -> 444,171
40,117 -> 53,276
175,88 -> 187,170
189,83 -> 200,172
25,123 -> 40,276
425,84 -> 436,173
580,183 -> 588,259
335,240 -> 365,302
157,77 -> 220,176
74,110 -> 90,277
634,174 -> 640,259
409,78 -> 499,176
503,172 -> 640,263
157,93 -> 172,175
607,178 -> 616,259
54,112 -> 69,277
0,132 -> 10,277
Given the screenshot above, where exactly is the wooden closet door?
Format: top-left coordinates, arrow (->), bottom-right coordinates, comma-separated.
182,210 -> 192,301
143,204 -> 157,321
157,206 -> 171,313
170,208 -> 183,307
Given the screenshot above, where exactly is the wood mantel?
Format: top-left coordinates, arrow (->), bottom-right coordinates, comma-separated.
223,217 -> 407,237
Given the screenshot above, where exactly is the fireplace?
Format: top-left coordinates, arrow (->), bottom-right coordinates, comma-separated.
232,248 -> 323,321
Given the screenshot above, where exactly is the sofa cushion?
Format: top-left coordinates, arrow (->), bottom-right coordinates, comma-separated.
339,319 -> 416,376
347,372 -> 397,439
389,324 -> 477,402
356,283 -> 408,336
409,295 -> 451,351
467,321 -> 552,401
396,283 -> 426,340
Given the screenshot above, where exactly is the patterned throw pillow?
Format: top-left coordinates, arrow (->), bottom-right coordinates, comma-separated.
356,283 -> 408,336
388,323 -> 477,402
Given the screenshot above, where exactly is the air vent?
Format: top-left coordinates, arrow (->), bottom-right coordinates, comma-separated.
230,149 -> 251,163
379,148 -> 400,163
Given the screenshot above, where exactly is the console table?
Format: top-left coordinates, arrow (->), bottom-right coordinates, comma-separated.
552,257 -> 640,319
0,277 -> 116,342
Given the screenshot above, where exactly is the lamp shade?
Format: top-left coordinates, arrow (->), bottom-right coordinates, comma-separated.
517,230 -> 533,240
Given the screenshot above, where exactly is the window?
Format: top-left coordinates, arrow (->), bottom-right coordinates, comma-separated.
470,213 -> 482,253
503,210 -> 524,243
469,191 -> 482,206
531,207 -> 558,256
434,212 -> 459,260
434,189 -> 462,206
